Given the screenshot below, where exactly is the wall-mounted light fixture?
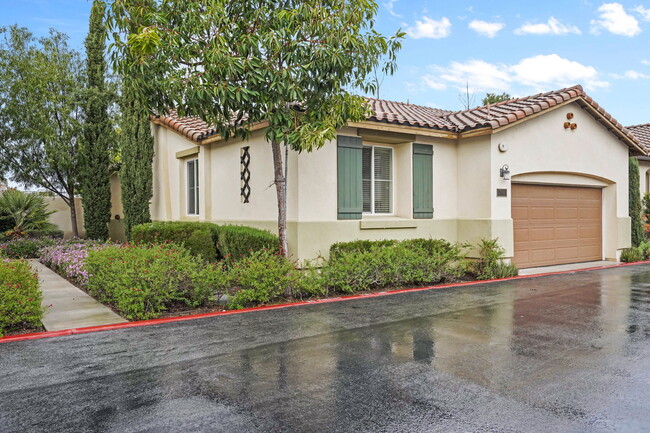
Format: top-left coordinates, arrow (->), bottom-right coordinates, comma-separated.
500,164 -> 511,181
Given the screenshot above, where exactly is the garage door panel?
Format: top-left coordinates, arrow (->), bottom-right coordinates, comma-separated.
512,184 -> 602,268
556,227 -> 579,239
555,209 -> 579,220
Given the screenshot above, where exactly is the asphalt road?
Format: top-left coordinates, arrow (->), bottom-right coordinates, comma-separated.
2,265 -> 650,432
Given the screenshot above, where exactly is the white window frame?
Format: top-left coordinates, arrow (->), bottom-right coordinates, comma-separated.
362,143 -> 394,215
186,158 -> 199,216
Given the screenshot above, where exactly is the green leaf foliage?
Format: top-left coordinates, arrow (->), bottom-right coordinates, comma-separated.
85,243 -> 226,320
630,157 -> 644,247
324,239 -> 468,292
481,92 -> 512,105
0,189 -> 57,237
108,0 -> 403,151
80,1 -> 114,240
0,260 -> 43,336
216,225 -> 279,262
472,238 -> 518,280
0,26 -> 84,236
227,249 -> 302,309
131,221 -> 219,262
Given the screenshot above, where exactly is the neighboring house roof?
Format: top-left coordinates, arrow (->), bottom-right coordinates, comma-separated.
627,123 -> 650,154
152,84 -> 645,155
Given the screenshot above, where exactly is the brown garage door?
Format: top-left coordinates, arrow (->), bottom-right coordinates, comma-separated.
512,184 -> 602,268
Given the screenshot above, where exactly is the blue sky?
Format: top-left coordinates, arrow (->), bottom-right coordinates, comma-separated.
2,0 -> 649,125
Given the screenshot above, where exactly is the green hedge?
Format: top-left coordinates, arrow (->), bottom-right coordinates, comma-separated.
0,260 -> 43,336
85,243 -> 226,320
0,237 -> 58,259
325,240 -> 468,293
216,225 -> 279,262
131,222 -> 279,263
329,239 -> 398,259
132,221 -> 219,262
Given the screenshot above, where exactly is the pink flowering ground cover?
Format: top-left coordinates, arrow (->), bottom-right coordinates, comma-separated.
39,240 -> 113,289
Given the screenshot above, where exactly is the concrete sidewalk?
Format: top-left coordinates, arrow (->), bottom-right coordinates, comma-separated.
29,260 -> 127,331
518,260 -> 618,276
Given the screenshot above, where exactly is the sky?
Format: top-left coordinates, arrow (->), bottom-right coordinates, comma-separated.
1,0 -> 650,126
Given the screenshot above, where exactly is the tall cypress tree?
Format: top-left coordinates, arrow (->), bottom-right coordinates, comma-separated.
630,157 -> 644,247
80,0 -> 112,240
120,90 -> 154,239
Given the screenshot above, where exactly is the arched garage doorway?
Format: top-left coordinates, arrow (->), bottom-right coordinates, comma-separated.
512,183 -> 602,268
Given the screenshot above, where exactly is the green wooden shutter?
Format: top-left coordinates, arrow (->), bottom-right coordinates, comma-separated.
413,143 -> 433,219
337,135 -> 363,220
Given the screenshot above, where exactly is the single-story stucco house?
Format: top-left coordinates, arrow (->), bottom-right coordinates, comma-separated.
148,84 -> 648,268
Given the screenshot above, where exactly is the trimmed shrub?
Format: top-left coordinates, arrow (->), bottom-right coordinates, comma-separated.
329,239 -> 397,259
228,249 -> 301,309
132,221 -> 219,262
473,238 -> 518,280
216,225 -> 279,262
0,260 -> 42,336
324,241 -> 468,293
621,247 -> 644,263
0,237 -> 58,259
85,244 -> 225,320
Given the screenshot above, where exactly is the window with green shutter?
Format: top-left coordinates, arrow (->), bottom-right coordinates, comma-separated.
413,144 -> 433,219
337,135 -> 363,220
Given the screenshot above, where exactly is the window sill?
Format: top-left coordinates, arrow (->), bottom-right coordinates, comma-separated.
359,217 -> 417,230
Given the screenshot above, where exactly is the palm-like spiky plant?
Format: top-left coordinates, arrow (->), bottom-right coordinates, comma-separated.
0,189 -> 57,237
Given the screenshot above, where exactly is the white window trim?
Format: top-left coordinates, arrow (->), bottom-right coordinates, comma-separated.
187,158 -> 199,216
362,143 -> 395,216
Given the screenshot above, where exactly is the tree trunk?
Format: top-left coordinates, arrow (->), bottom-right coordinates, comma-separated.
68,191 -> 79,238
271,139 -> 288,255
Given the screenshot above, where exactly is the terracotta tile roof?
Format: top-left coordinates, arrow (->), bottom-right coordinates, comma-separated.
364,98 -> 455,129
152,111 -> 219,142
152,85 -> 644,154
627,123 -> 650,153
444,86 -> 585,131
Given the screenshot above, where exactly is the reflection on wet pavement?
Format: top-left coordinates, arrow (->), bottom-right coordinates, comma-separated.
2,265 -> 650,432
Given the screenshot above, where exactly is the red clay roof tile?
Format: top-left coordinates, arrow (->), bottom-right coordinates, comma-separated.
628,124 -> 650,153
153,85 -> 644,154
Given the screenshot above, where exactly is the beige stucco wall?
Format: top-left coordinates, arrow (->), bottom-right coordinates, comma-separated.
46,196 -> 84,239
150,101 -> 633,262
487,102 -> 631,260
46,173 -> 125,240
638,159 -> 650,198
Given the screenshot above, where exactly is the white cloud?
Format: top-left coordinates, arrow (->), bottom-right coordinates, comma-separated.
612,70 -> 650,79
384,0 -> 401,18
514,17 -> 581,35
422,54 -> 608,93
407,16 -> 452,39
590,3 -> 641,36
468,20 -> 505,38
512,54 -> 608,89
642,59 -> 650,65
422,75 -> 448,91
634,5 -> 650,21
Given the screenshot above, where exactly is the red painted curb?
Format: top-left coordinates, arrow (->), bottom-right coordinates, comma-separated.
2,259 -> 650,344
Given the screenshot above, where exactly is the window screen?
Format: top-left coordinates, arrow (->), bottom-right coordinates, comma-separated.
187,159 -> 199,215
361,146 -> 392,214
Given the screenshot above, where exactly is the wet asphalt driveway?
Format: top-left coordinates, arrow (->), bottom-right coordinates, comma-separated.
2,265 -> 650,432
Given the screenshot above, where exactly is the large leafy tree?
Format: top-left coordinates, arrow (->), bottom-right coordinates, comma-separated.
110,1 -> 156,239
80,0 -> 114,240
0,26 -> 84,237
108,0 -> 403,254
482,92 -> 511,105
